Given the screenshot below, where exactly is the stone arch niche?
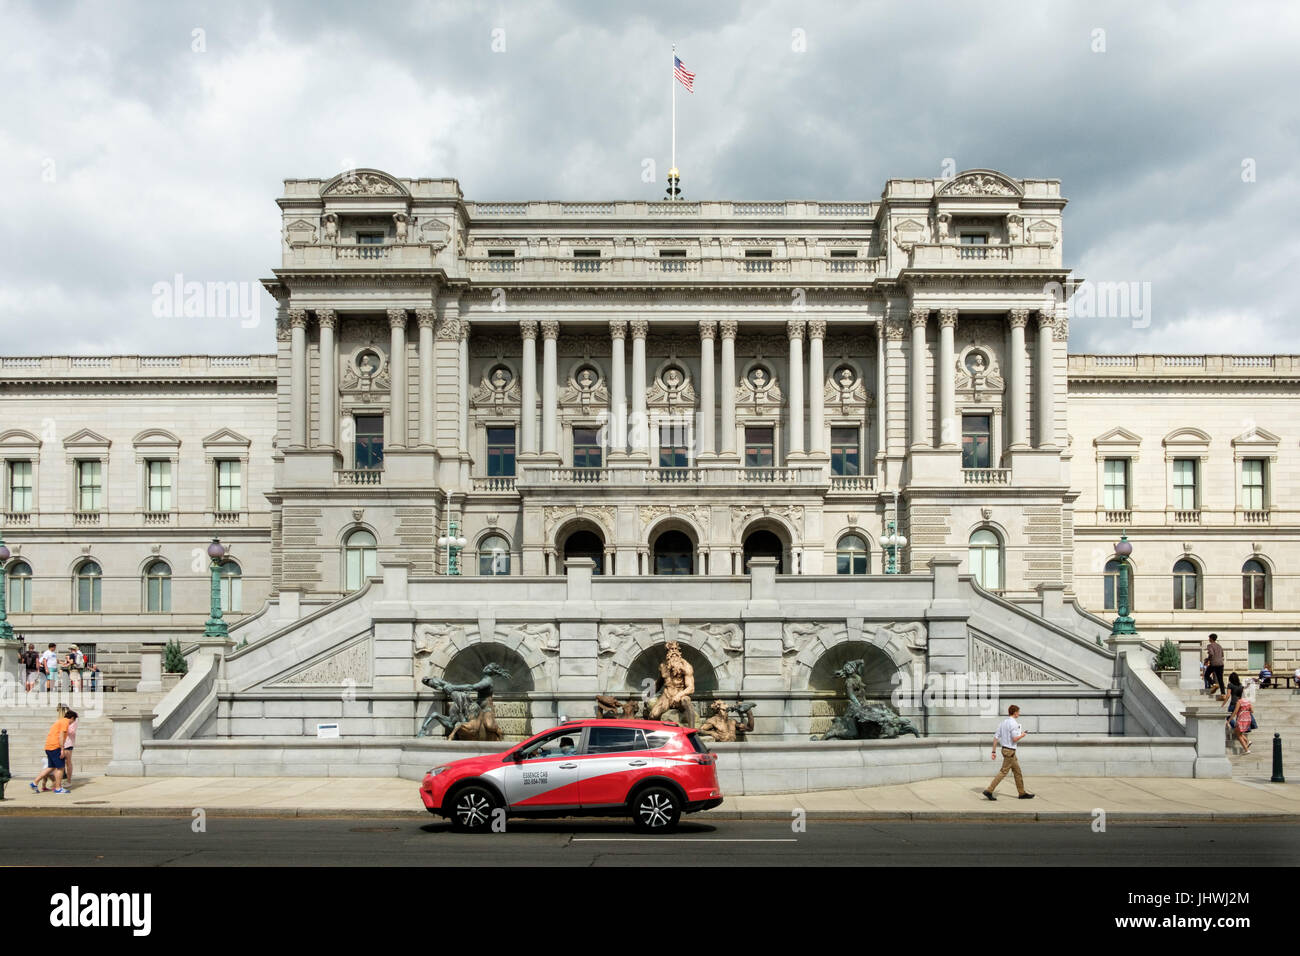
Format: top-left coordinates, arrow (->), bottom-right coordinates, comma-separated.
439,642 -> 536,739
807,641 -> 901,739
622,642 -> 720,696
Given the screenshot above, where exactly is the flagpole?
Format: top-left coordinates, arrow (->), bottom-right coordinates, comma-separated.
671,43 -> 676,177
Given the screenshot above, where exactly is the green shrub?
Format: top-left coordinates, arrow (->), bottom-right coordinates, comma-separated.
163,639 -> 188,674
1154,639 -> 1180,671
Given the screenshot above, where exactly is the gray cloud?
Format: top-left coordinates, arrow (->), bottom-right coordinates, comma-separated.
2,0 -> 1296,355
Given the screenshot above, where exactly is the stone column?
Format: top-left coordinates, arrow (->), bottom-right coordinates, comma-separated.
520,321 -> 538,455
937,309 -> 957,448
698,320 -> 716,457
807,319 -> 826,456
387,308 -> 408,448
630,320 -> 649,459
540,320 -> 559,457
458,319 -> 471,454
289,309 -> 309,448
1007,309 -> 1029,449
875,325 -> 886,470
909,307 -> 928,448
1034,310 -> 1055,447
317,309 -> 337,448
719,320 -> 738,459
609,320 -> 627,456
416,309 -> 436,447
787,319 -> 806,457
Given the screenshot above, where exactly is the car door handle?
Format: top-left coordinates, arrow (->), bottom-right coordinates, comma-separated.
559,763 -> 578,769
627,760 -> 647,767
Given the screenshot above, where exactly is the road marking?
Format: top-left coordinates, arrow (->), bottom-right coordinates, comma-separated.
572,838 -> 797,843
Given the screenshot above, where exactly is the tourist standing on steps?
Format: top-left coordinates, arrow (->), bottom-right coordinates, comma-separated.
984,704 -> 1034,801
1204,634 -> 1225,697
22,643 -> 40,692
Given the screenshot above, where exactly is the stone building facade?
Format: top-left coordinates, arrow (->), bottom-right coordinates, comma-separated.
0,168 -> 1295,687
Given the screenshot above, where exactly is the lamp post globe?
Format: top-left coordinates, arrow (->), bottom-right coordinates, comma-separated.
1110,532 -> 1137,637
203,536 -> 229,640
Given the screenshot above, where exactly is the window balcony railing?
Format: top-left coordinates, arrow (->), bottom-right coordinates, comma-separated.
962,468 -> 1010,485
743,258 -> 774,273
1172,509 -> 1202,523
647,468 -> 700,483
2,511 -> 32,525
1240,509 -> 1271,524
143,511 -> 172,525
471,476 -> 517,492
73,511 -> 100,525
335,469 -> 383,486
212,511 -> 243,524
828,475 -> 878,492
516,465 -> 826,488
1103,509 -> 1132,523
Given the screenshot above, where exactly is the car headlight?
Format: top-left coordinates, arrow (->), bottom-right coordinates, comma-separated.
428,766 -> 448,776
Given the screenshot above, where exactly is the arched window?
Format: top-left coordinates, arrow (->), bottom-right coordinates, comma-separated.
742,529 -> 784,574
653,530 -> 694,575
344,530 -> 377,592
1172,559 -> 1200,610
1242,559 -> 1268,611
968,529 -> 1002,590
479,535 -> 511,576
145,560 -> 171,612
563,530 -> 605,575
836,534 -> 869,575
7,561 -> 32,613
220,560 -> 243,613
75,560 -> 102,613
1103,558 -> 1136,611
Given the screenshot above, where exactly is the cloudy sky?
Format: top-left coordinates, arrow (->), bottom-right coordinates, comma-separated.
3,0 -> 1296,356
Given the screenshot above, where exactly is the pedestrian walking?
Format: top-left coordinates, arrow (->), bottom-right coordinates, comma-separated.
62,710 -> 78,785
30,707 -> 72,794
1229,687 -> 1253,755
22,642 -> 40,692
1204,634 -> 1225,697
983,704 -> 1035,800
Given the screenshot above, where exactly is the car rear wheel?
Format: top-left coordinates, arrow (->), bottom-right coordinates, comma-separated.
631,786 -> 681,832
448,784 -> 500,834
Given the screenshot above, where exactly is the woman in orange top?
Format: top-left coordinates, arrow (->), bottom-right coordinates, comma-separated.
30,711 -> 71,794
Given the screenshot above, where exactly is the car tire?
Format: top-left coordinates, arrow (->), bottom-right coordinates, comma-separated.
631,785 -> 681,833
448,784 -> 500,834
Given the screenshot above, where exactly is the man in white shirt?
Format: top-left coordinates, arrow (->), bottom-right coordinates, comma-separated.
40,643 -> 60,692
984,704 -> 1034,800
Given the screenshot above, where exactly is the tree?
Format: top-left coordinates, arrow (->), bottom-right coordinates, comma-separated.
163,639 -> 188,675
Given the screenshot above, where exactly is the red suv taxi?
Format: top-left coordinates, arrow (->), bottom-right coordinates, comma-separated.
419,719 -> 723,832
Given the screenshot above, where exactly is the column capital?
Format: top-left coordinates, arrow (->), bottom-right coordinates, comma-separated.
938,309 -> 958,329
806,319 -> 826,340
787,318 -> 807,341
698,319 -> 717,341
387,308 -> 408,330
1008,309 -> 1030,329
719,319 -> 739,341
1035,310 -> 1056,337
458,319 -> 472,342
884,317 -> 907,340
436,317 -> 461,340
1054,315 -> 1070,341
909,307 -> 929,329
415,308 -> 437,329
315,308 -> 337,330
629,319 -> 649,340
609,319 -> 628,340
519,319 -> 538,340
540,320 -> 560,341
288,308 -> 309,329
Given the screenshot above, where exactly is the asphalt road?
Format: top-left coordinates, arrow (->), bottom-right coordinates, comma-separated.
0,816 -> 1297,866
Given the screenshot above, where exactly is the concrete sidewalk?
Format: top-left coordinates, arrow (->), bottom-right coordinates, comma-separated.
2,773 -> 1297,821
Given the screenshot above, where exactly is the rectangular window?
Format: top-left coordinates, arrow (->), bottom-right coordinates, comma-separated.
573,249 -> 601,272
487,249 -> 516,271
572,427 -> 603,469
961,415 -> 992,469
146,460 -> 172,512
658,249 -> 687,272
744,250 -> 773,272
216,460 -> 242,511
1103,458 -> 1128,511
354,415 -> 385,470
744,427 -> 774,467
1247,641 -> 1268,671
658,424 -> 689,469
8,460 -> 32,512
960,234 -> 988,244
830,427 -> 860,476
1242,458 -> 1266,510
76,460 -> 102,512
487,427 -> 516,477
1172,458 -> 1197,510
357,231 -> 385,260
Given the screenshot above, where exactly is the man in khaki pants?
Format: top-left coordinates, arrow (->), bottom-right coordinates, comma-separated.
983,704 -> 1034,800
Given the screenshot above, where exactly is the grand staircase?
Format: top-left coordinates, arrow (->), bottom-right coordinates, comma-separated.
1,691 -> 166,780
1174,683 -> 1300,778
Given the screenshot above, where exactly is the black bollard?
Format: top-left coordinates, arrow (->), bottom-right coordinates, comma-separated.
1271,732 -> 1285,783
0,729 -> 10,799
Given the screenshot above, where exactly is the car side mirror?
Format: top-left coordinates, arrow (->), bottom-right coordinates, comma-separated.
511,750 -> 525,761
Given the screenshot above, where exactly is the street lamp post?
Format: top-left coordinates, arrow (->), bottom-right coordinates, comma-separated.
0,537 -> 13,641
1110,532 -> 1137,637
437,519 -> 468,576
881,493 -> 908,575
203,537 -> 229,639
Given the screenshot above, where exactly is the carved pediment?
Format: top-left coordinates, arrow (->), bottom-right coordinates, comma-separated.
62,428 -> 111,450
417,217 -> 451,250
284,218 -> 318,245
321,169 -> 407,197
937,170 -> 1023,198
892,217 -> 930,251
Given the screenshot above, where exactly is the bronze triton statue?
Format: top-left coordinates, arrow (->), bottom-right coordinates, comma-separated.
695,700 -> 757,742
595,694 -> 642,719
648,641 -> 696,727
418,662 -> 509,740
814,659 -> 920,741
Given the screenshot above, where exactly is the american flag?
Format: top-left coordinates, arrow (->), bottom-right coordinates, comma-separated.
674,55 -> 695,93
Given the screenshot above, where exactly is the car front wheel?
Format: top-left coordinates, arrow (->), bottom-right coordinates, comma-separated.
631,786 -> 681,832
448,784 -> 500,833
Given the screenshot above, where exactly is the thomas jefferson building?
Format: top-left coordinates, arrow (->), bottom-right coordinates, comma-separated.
1,168 -> 1296,687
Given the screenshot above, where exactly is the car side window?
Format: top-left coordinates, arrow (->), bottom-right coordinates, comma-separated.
521,730 -> 582,760
586,727 -> 647,754
645,733 -> 673,750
